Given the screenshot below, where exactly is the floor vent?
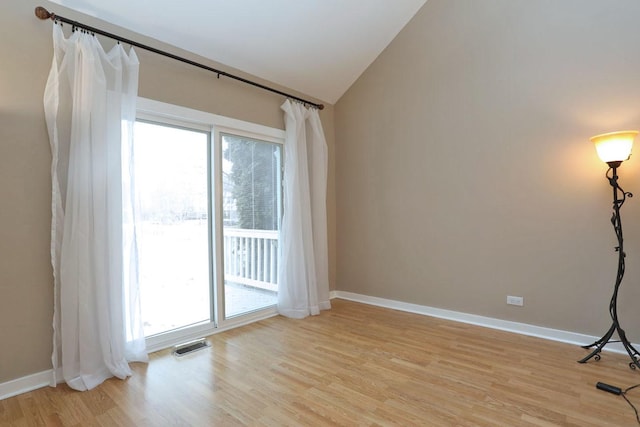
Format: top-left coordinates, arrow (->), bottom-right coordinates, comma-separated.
172,338 -> 210,357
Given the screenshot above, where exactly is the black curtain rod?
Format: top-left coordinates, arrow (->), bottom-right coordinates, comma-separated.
35,6 -> 324,110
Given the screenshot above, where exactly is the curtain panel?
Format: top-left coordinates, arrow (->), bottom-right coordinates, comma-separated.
44,25 -> 147,391
278,100 -> 331,318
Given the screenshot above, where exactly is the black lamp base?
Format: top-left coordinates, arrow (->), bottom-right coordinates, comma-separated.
579,320 -> 640,370
578,164 -> 640,370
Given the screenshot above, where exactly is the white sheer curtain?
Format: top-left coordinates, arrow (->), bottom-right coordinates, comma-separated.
44,25 -> 148,391
278,100 -> 331,318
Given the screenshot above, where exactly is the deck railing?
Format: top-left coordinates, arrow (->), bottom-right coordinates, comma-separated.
223,228 -> 278,292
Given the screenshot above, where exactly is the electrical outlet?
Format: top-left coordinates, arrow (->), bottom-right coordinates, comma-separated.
507,295 -> 524,306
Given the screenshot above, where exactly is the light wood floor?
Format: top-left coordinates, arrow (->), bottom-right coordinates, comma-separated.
2,299 -> 640,426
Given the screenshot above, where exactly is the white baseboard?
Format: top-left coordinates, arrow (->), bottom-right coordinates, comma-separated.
0,370 -> 53,401
332,290 -> 637,355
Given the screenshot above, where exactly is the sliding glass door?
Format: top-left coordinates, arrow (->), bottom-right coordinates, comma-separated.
132,100 -> 284,345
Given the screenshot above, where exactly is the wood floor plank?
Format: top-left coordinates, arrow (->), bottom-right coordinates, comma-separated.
2,299 -> 640,426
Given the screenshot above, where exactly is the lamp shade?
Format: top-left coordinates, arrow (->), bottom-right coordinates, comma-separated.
591,130 -> 638,164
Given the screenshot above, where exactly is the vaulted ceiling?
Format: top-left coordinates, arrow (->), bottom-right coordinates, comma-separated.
48,0 -> 427,104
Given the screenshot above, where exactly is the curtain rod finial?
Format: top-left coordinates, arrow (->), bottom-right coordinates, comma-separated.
35,6 -> 53,20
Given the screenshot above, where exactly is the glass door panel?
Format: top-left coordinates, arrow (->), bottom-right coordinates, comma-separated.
133,121 -> 211,336
221,133 -> 281,318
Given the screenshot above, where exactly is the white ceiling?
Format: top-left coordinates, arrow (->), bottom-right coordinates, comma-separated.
48,0 -> 427,105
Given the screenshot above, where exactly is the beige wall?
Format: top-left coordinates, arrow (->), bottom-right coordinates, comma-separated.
335,0 -> 640,339
0,0 -> 335,383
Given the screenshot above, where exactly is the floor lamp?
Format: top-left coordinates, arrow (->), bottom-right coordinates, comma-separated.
579,130 -> 640,370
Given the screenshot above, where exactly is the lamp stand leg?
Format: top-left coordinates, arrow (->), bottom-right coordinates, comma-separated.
579,319 -> 640,369
578,165 -> 640,370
